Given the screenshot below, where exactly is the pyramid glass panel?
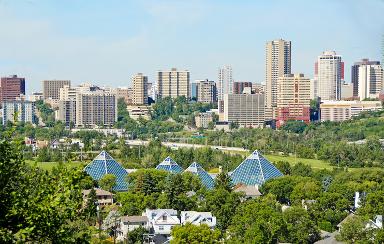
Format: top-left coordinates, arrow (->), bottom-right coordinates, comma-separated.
156,156 -> 183,173
84,151 -> 128,191
185,162 -> 215,189
230,150 -> 283,186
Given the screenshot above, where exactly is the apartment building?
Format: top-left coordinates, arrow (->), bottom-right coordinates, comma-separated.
351,59 -> 383,100
276,74 -> 311,127
43,80 -> 71,100
2,100 -> 36,125
223,93 -> 265,128
0,75 -> 26,103
157,68 -> 190,99
132,73 -> 148,105
75,90 -> 117,127
195,79 -> 217,104
233,81 -> 253,94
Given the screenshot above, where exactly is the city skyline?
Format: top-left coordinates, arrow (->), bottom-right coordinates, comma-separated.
0,0 -> 383,93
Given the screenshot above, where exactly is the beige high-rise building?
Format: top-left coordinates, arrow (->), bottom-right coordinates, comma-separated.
75,90 -> 117,127
196,79 -> 217,104
276,74 -> 311,127
43,80 -> 71,100
224,93 -> 265,128
116,87 -> 133,104
132,73 -> 148,105
265,39 -> 291,117
157,68 -> 190,99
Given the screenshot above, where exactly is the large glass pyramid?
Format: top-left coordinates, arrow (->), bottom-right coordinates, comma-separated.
155,156 -> 183,173
230,150 -> 283,186
84,151 -> 128,191
185,162 -> 215,189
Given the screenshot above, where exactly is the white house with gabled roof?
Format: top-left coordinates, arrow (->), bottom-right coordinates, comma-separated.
145,209 -> 180,235
180,211 -> 216,229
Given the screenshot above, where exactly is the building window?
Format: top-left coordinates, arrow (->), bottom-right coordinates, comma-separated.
159,226 -> 164,231
162,215 -> 167,221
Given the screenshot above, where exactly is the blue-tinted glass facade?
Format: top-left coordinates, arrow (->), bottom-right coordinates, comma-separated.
185,162 -> 215,189
230,150 -> 283,186
84,151 -> 128,191
156,156 -> 183,173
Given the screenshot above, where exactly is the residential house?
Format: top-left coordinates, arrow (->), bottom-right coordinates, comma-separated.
145,209 -> 180,235
180,211 -> 216,229
234,184 -> 262,200
116,216 -> 149,242
82,188 -> 114,206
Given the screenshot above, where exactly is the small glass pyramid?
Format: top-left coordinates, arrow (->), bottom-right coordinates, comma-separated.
185,162 -> 215,189
155,156 -> 183,173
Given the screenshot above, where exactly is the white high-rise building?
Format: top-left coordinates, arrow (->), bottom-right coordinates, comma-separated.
218,65 -> 233,101
157,68 -> 190,99
2,100 -> 36,125
265,39 -> 291,111
351,59 -> 383,100
314,51 -> 344,100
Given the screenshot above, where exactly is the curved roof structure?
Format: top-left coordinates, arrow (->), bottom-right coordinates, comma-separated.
155,156 -> 183,173
84,151 -> 128,191
230,150 -> 283,186
185,162 -> 215,189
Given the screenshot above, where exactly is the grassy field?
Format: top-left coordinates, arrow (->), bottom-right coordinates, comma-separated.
26,160 -> 86,170
264,154 -> 334,170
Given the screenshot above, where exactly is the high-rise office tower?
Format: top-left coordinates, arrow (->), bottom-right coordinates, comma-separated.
195,79 -> 217,104
157,68 -> 190,99
218,65 -> 233,101
314,51 -> 344,100
75,90 -> 117,127
351,59 -> 383,100
132,73 -> 148,105
43,80 -> 71,100
0,75 -> 26,103
265,39 -> 291,113
276,74 -> 311,128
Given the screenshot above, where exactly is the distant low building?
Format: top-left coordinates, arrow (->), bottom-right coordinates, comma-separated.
320,100 -> 382,122
234,184 -> 262,199
127,106 -> 151,120
195,112 -> 213,129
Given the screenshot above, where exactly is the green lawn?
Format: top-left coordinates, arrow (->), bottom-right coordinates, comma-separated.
264,154 -> 334,170
26,160 -> 86,171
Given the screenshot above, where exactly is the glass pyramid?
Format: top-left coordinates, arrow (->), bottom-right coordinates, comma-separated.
230,150 -> 283,186
84,151 -> 128,191
185,162 -> 215,189
155,156 -> 183,173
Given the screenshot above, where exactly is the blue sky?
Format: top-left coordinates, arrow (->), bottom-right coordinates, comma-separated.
0,0 -> 383,93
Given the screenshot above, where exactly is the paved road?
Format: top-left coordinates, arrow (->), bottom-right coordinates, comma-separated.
125,140 -> 249,153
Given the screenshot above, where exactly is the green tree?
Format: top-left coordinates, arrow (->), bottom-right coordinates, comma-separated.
171,223 -> 220,244
0,136 -> 91,242
84,188 -> 98,224
282,206 -> 320,243
291,162 -> 313,177
127,226 -> 148,244
214,172 -> 233,191
227,195 -> 286,243
337,215 -> 374,244
99,174 -> 117,192
274,161 -> 291,175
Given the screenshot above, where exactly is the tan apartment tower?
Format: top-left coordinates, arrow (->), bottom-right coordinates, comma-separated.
132,73 -> 148,105
43,80 -> 71,100
157,68 -> 190,99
